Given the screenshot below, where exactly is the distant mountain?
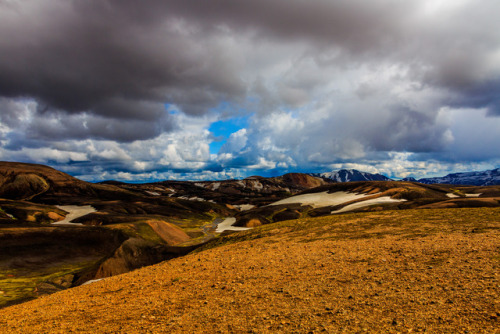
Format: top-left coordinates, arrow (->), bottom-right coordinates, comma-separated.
312,169 -> 392,182
417,168 -> 500,186
401,177 -> 417,182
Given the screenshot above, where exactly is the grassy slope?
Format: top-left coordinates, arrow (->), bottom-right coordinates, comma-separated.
0,207 -> 499,333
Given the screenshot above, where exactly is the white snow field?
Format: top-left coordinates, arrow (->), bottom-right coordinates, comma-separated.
269,190 -> 407,214
269,191 -> 374,208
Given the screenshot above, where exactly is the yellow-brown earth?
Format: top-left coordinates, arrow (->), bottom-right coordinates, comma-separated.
0,208 -> 499,333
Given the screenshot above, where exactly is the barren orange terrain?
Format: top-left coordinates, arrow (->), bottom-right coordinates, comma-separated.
1,208 -> 499,333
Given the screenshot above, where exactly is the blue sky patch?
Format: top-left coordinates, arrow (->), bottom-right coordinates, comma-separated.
208,116 -> 250,154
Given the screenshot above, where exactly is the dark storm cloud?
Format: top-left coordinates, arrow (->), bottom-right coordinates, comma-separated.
365,105 -> 451,153
0,0 -> 246,142
29,111 -> 174,142
1,1 -> 499,123
444,79 -> 500,116
0,0 -> 494,122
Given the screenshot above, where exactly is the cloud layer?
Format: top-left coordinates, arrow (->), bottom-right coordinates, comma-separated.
1,0 -> 500,180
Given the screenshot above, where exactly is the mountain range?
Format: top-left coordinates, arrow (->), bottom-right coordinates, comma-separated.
417,168 -> 500,186
312,169 -> 391,182
313,168 -> 500,186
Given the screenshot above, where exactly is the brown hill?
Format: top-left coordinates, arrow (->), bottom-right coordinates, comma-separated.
0,207 -> 498,333
0,162 -> 76,201
233,181 -> 500,227
281,172 -> 326,188
0,161 -> 138,204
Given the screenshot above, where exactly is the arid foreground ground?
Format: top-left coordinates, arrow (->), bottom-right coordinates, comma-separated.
0,208 -> 499,333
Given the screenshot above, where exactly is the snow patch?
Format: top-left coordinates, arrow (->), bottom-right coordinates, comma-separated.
446,193 -> 481,198
331,197 -> 406,214
52,205 -> 96,226
179,196 -> 205,202
215,217 -> 251,233
81,278 -> 105,286
251,180 -> 263,191
146,191 -> 161,196
234,204 -> 255,211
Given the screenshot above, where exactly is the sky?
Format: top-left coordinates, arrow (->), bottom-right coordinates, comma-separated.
1,0 -> 500,182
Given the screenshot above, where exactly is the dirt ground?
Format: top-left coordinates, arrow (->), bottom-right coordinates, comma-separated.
0,208 -> 499,333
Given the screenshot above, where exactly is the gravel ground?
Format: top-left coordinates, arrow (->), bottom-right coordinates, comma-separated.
1,208 -> 499,333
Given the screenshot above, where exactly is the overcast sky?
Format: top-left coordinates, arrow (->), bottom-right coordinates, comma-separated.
1,0 -> 499,181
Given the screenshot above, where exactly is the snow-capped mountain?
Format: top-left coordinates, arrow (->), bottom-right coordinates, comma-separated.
417,168 -> 500,186
312,169 -> 392,182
